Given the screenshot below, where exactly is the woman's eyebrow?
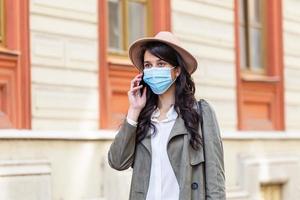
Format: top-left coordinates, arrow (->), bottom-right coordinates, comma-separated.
143,59 -> 164,64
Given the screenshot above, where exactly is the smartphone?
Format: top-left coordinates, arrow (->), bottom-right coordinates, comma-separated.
138,74 -> 146,96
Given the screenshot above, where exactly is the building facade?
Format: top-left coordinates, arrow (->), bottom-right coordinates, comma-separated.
0,0 -> 300,199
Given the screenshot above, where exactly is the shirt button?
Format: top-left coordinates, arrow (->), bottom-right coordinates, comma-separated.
191,182 -> 198,190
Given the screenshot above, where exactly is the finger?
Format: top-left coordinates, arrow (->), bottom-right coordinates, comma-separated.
128,85 -> 143,96
134,75 -> 142,81
133,73 -> 143,81
133,78 -> 142,87
131,76 -> 142,88
131,85 -> 143,92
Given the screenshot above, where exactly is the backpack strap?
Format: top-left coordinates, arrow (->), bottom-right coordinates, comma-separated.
197,99 -> 207,191
197,99 -> 203,129
196,99 -> 205,148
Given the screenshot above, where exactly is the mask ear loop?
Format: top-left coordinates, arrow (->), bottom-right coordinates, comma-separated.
172,66 -> 180,78
168,66 -> 178,89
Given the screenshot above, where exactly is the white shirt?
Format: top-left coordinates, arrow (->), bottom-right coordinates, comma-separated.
127,105 -> 180,200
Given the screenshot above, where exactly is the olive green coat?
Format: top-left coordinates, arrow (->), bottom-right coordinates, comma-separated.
108,100 -> 226,200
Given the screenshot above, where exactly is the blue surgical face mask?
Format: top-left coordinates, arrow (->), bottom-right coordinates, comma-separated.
143,66 -> 177,95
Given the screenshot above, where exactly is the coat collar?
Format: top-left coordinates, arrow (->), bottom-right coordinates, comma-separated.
141,115 -> 188,155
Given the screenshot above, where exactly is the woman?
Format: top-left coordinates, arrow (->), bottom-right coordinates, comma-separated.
108,31 -> 226,200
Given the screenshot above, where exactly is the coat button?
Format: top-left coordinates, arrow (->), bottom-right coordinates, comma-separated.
191,182 -> 198,190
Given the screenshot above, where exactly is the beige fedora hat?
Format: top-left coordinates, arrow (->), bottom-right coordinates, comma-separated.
128,31 -> 198,74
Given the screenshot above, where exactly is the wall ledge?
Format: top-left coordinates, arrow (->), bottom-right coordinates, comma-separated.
0,129 -> 300,141
222,131 -> 300,140
0,129 -> 117,141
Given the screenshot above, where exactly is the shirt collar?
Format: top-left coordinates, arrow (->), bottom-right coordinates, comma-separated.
151,104 -> 178,123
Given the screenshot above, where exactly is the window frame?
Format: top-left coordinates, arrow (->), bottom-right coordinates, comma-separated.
98,0 -> 171,128
235,0 -> 285,131
239,0 -> 266,75
0,0 -> 31,128
107,0 -> 153,56
0,0 -> 5,45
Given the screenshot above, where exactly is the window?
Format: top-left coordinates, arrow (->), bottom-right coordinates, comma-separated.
239,0 -> 265,73
99,0 -> 171,128
260,183 -> 283,200
0,0 -> 5,45
235,0 -> 284,130
108,0 -> 151,54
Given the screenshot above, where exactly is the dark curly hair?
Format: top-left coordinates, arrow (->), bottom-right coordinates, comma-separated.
135,42 -> 202,150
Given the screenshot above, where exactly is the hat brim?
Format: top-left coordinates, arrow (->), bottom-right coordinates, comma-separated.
128,37 -> 198,74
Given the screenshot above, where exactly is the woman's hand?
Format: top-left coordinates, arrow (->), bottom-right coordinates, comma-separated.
127,73 -> 147,121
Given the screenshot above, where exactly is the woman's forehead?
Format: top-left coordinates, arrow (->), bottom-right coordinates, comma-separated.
143,50 -> 163,63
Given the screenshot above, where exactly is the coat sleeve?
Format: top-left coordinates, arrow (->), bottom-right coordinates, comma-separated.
201,100 -> 226,200
107,119 -> 137,171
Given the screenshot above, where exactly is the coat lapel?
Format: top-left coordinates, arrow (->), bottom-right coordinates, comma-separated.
141,115 -> 188,156
141,129 -> 152,155
167,116 -> 189,144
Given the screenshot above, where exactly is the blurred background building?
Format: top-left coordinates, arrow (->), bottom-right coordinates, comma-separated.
0,0 -> 299,199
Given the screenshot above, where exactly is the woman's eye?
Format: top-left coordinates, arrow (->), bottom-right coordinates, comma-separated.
158,63 -> 166,67
144,64 -> 151,68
